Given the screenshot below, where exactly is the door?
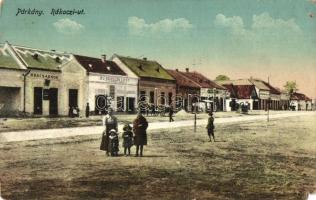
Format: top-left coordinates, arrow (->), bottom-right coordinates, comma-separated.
34,87 -> 43,114
69,89 -> 78,108
126,97 -> 135,113
49,88 -> 58,115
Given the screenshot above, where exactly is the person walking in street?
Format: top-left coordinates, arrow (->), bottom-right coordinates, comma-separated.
100,108 -> 118,156
85,103 -> 90,118
206,112 -> 215,142
133,112 -> 148,157
122,124 -> 133,156
169,106 -> 174,122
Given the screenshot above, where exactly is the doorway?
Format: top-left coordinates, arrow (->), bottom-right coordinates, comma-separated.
126,97 -> 135,113
69,89 -> 78,108
34,87 -> 43,114
49,88 -> 58,115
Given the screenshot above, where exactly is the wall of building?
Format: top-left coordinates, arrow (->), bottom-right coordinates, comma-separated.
61,58 -> 88,116
87,73 -> 138,113
139,79 -> 176,107
24,70 -> 61,115
0,69 -> 24,115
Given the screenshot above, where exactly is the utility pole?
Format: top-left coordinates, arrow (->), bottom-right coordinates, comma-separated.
194,105 -> 197,132
267,76 -> 270,122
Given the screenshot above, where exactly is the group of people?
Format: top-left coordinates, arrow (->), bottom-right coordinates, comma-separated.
100,109 -> 148,157
99,108 -> 216,157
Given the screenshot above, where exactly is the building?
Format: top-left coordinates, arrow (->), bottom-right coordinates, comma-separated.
0,42 -> 26,116
290,92 -> 312,111
66,54 -> 138,114
0,41 -> 72,116
218,78 -> 283,111
112,55 -> 176,109
250,79 -> 281,110
166,69 -> 201,111
179,68 -> 227,112
221,83 -> 258,111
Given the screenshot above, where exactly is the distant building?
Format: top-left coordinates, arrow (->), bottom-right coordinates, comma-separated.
290,92 -> 312,111
179,68 -> 227,112
218,78 -> 285,111
221,83 -> 257,111
112,55 -> 176,109
166,69 -> 201,111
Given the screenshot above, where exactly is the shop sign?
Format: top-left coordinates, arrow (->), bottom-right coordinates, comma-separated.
30,73 -> 59,80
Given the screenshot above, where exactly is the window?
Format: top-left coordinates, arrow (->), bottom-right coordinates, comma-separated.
161,92 -> 165,105
109,85 -> 115,99
150,91 -> 155,104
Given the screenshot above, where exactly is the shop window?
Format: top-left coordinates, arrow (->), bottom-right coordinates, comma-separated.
117,96 -> 124,112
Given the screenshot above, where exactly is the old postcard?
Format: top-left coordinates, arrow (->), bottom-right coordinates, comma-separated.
0,0 -> 316,199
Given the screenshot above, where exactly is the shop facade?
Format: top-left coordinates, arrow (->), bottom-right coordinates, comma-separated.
112,55 -> 176,110
70,54 -> 138,114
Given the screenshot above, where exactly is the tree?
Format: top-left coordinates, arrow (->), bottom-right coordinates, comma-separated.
284,81 -> 298,94
215,75 -> 230,81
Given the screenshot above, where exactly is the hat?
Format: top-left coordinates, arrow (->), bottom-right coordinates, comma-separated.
208,112 -> 213,116
123,124 -> 132,131
109,129 -> 116,133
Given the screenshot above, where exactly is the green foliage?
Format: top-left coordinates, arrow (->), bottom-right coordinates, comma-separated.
284,81 -> 298,94
215,75 -> 230,81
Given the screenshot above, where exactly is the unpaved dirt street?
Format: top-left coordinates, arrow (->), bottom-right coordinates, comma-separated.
0,115 -> 316,200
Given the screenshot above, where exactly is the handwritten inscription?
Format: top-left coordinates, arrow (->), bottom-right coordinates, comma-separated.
16,8 -> 85,16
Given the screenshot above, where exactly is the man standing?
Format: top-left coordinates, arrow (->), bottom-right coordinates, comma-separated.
85,103 -> 90,118
206,112 -> 215,142
169,106 -> 174,122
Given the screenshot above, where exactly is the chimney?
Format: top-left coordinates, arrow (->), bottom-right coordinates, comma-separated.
143,57 -> 147,61
175,69 -> 179,72
101,54 -> 106,63
185,68 -> 189,73
33,53 -> 39,60
55,56 -> 61,63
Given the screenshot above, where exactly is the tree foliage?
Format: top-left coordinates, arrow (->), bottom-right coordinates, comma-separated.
215,75 -> 230,81
284,81 -> 298,94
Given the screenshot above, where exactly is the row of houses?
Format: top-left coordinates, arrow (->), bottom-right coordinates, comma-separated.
0,41 -> 313,117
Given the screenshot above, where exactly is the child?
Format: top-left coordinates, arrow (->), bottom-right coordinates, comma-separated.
206,112 -> 215,142
108,129 -> 119,156
122,124 -> 133,156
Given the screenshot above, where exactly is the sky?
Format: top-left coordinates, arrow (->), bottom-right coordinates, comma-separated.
0,0 -> 316,98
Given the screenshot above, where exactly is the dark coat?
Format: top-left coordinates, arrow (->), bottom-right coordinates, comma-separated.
100,115 -> 118,151
133,115 -> 148,146
206,116 -> 215,130
122,130 -> 133,148
108,134 -> 119,153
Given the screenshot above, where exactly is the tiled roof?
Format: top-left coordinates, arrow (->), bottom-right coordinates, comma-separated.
249,79 -> 270,91
181,71 -> 226,90
291,92 -> 312,101
167,69 -> 200,89
0,45 -> 21,70
116,55 -> 175,81
234,85 -> 257,99
261,81 -> 281,95
217,79 -> 253,86
222,84 -> 237,98
74,55 -> 126,75
13,46 -> 70,71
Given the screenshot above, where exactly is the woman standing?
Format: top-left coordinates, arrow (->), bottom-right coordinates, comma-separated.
133,112 -> 148,157
100,109 -> 118,156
